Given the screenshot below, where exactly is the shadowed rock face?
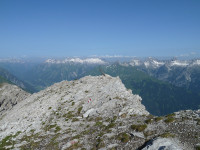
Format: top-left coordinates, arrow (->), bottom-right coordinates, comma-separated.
0,83 -> 30,116
0,75 -> 199,150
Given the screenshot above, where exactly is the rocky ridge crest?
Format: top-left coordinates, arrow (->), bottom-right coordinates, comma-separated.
0,75 -> 199,150
0,75 -> 148,149
0,83 -> 30,117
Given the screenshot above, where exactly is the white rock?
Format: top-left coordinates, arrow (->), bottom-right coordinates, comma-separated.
142,138 -> 184,150
131,132 -> 145,139
107,143 -> 119,149
83,108 -> 95,118
61,139 -> 78,150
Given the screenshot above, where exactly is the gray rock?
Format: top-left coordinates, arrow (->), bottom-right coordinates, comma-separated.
0,83 -> 30,117
142,138 -> 183,150
0,75 -> 148,141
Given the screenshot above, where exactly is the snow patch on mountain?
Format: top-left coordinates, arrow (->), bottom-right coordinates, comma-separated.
169,60 -> 189,67
130,58 -> 165,68
130,59 -> 141,66
152,60 -> 165,67
45,58 -> 106,64
192,59 -> 200,65
129,58 -> 200,68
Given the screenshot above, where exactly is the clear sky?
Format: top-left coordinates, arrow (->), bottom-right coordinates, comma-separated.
0,0 -> 200,58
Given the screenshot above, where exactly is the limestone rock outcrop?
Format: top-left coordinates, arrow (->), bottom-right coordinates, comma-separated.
0,83 -> 30,117
0,75 -> 199,150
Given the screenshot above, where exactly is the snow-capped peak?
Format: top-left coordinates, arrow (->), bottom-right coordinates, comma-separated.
45,58 -> 106,64
152,60 -> 165,66
169,60 -> 189,67
130,58 -> 164,68
144,59 -> 164,68
191,59 -> 200,65
130,59 -> 141,66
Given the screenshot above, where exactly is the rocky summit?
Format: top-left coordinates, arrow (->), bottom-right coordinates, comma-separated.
0,83 -> 30,117
0,75 -> 199,150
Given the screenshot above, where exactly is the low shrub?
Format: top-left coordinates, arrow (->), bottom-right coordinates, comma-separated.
160,132 -> 175,138
145,119 -> 153,124
77,107 -> 83,114
72,118 -> 79,122
164,117 -> 175,123
131,124 -> 147,132
117,132 -> 130,143
155,117 -> 163,122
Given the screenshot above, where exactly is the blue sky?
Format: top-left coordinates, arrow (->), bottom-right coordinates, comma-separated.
0,0 -> 200,58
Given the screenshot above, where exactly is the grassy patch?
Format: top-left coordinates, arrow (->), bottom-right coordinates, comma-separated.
113,96 -> 122,100
195,145 -> 200,150
44,124 -> 59,132
68,142 -> 81,150
105,122 -> 116,130
113,116 -> 117,121
145,119 -> 153,124
95,117 -> 103,121
98,132 -> 105,137
117,132 -> 130,143
164,117 -> 175,123
81,130 -> 90,135
160,132 -> 175,138
19,132 -> 45,150
195,118 -> 200,125
95,121 -> 103,126
55,126 -> 61,133
166,113 -> 175,117
96,138 -> 105,149
131,124 -> 147,132
155,117 -> 163,122
147,114 -> 154,119
72,134 -> 82,140
77,106 -> 83,114
72,118 -> 79,122
0,135 -> 13,149
58,107 -> 61,111
0,131 -> 22,149
63,111 -> 74,119
30,129 -> 35,133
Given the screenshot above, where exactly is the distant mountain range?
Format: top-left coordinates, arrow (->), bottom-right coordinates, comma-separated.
0,57 -> 200,116
45,58 -> 106,64
127,58 -> 200,93
85,63 -> 200,115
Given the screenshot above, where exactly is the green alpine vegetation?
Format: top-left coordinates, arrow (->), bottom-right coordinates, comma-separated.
0,67 -> 36,93
0,75 -> 10,84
